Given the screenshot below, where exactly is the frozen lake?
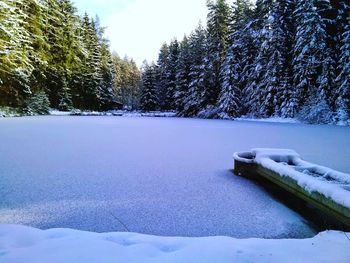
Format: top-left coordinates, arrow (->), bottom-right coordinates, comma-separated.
0,116 -> 349,238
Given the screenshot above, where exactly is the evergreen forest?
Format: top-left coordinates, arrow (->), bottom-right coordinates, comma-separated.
1,0 -> 349,124
141,0 -> 350,124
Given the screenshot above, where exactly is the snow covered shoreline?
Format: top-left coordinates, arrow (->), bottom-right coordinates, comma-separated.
0,109 -> 349,126
0,225 -> 349,263
50,109 -> 178,118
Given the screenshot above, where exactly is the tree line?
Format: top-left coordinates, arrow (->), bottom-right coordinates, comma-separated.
0,0 -> 140,114
140,0 -> 350,124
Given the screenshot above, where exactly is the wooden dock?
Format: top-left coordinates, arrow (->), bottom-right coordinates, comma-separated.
234,149 -> 350,228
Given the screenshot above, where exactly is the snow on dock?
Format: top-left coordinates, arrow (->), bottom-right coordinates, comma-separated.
234,149 -> 350,226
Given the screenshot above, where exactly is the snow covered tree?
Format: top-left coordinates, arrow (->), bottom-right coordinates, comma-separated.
0,0 -> 34,107
242,0 -> 274,116
100,46 -> 117,111
140,63 -> 158,111
74,14 -> 111,111
43,0 -> 83,109
175,36 -> 191,113
217,0 -> 252,118
204,0 -> 230,107
259,0 -> 297,117
298,89 -> 333,124
335,5 -> 350,123
217,46 -> 241,118
181,24 -> 207,116
25,90 -> 50,115
156,43 -> 169,110
155,39 -> 180,111
164,40 -> 179,110
22,0 -> 50,96
113,55 -> 141,110
293,0 -> 331,117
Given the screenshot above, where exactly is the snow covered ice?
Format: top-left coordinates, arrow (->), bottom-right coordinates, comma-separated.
1,116 -> 350,239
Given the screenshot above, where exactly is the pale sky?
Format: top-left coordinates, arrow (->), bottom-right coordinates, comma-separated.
73,0 -> 208,66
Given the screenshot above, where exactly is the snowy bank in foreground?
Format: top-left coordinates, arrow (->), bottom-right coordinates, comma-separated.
0,225 -> 349,263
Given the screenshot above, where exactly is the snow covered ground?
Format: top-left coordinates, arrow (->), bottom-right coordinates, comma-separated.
49,109 -> 177,118
236,117 -> 300,124
0,225 -> 349,263
0,116 -> 350,239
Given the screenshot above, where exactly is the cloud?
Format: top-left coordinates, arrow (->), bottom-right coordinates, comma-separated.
104,0 -> 208,66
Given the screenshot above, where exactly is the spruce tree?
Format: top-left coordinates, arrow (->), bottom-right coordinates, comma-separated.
175,36 -> 191,113
24,0 -> 50,99
217,0 -> 252,118
140,63 -> 158,111
242,0 -> 273,116
100,46 -> 116,110
113,55 -> 141,110
77,14 -> 104,110
204,0 -> 230,107
293,0 -> 333,122
164,40 -> 179,110
0,0 -> 33,107
335,5 -> 350,122
182,24 -> 207,116
44,0 -> 83,110
156,43 -> 169,110
259,0 -> 297,117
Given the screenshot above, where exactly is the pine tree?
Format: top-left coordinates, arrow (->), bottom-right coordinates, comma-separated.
204,0 -> 230,107
181,24 -> 207,116
155,43 -> 169,110
100,46 -> 116,110
293,0 -> 333,122
293,0 -> 325,108
217,47 -> 241,118
242,0 -> 273,116
0,0 -> 33,107
140,63 -> 158,111
259,0 -> 297,117
113,55 -> 141,110
175,36 -> 191,113
44,0 -> 84,109
25,90 -> 50,115
76,14 -> 105,110
217,0 -> 252,118
23,0 -> 50,97
335,4 -> 350,122
298,89 -> 333,124
164,39 -> 179,110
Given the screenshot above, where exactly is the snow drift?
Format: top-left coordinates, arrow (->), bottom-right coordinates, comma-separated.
0,225 -> 349,263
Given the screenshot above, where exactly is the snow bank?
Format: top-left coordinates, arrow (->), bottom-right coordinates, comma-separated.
49,110 -> 71,116
49,110 -> 177,118
236,117 -> 300,124
251,148 -> 350,208
0,225 -> 349,263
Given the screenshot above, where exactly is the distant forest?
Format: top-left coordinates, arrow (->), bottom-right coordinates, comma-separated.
141,0 -> 350,124
1,0 -> 349,124
0,0 -> 140,114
